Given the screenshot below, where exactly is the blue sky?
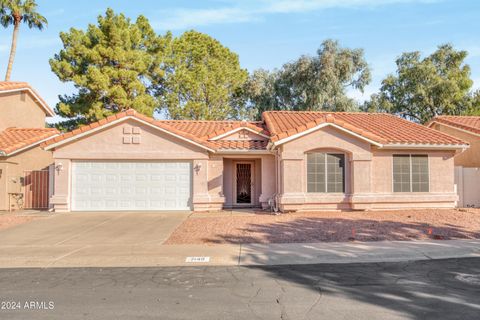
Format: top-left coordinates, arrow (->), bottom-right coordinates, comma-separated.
1,0 -> 479,115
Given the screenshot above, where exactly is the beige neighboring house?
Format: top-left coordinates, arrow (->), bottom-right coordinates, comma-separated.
0,82 -> 58,211
428,116 -> 480,207
42,109 -> 468,213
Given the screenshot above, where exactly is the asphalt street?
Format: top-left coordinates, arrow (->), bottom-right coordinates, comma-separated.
0,258 -> 479,320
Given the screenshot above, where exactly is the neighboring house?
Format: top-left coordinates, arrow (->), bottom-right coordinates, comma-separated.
0,82 -> 58,211
43,109 -> 468,212
428,116 -> 480,207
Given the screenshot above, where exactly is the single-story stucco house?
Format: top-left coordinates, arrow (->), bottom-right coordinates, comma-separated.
42,109 -> 468,212
0,82 -> 58,211
428,116 -> 480,207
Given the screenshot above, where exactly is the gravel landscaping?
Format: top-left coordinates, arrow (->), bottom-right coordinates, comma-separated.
165,208 -> 480,244
0,213 -> 37,231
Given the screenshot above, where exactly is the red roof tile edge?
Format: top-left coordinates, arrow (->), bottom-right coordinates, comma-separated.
40,109 -> 469,152
429,116 -> 480,136
0,128 -> 59,156
0,81 -> 54,117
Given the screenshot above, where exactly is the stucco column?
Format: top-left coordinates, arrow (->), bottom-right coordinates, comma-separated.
50,158 -> 71,212
192,159 -> 211,211
349,153 -> 373,210
0,163 -> 8,211
277,152 -> 306,210
259,155 -> 276,209
207,156 -> 225,210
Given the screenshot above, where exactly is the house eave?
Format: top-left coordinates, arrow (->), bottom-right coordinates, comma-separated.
271,123 -> 384,148
209,127 -> 270,141
215,149 -> 272,155
44,116 -> 216,153
428,121 -> 480,138
379,143 -> 470,151
0,87 -> 55,117
2,134 -> 59,157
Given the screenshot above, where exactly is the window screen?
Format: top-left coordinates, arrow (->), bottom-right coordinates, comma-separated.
307,153 -> 345,193
411,155 -> 429,192
393,155 -> 429,192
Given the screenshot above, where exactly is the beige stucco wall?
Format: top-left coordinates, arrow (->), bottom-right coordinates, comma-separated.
0,91 -> 47,130
278,126 -> 370,210
0,146 -> 53,211
431,123 -> 480,167
222,155 -> 275,209
276,125 -> 457,211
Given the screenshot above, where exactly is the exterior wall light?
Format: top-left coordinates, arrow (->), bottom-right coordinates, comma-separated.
55,163 -> 63,173
194,163 -> 202,174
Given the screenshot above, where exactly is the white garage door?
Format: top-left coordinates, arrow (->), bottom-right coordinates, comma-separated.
72,161 -> 192,211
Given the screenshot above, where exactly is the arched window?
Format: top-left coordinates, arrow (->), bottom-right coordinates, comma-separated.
307,153 -> 345,193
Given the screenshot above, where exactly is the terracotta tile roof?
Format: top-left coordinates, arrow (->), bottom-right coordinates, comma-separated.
42,110 -> 268,151
262,111 -> 467,146
210,140 -> 269,151
42,109 -> 468,152
43,109 -> 218,151
0,81 -> 54,116
430,116 -> 480,135
154,120 -> 267,140
0,81 -> 31,91
0,128 -> 59,156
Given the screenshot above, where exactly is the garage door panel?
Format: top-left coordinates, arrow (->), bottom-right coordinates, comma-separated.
72,161 -> 192,211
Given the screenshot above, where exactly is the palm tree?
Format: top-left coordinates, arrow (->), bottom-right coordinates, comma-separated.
0,0 -> 47,81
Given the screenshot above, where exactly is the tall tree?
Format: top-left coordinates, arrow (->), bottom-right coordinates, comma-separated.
50,8 -> 168,130
244,39 -> 371,119
363,44 -> 474,123
161,30 -> 248,120
0,0 -> 47,81
242,68 -> 281,119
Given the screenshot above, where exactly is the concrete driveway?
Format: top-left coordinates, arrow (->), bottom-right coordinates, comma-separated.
0,211 -> 201,268
0,211 -> 190,246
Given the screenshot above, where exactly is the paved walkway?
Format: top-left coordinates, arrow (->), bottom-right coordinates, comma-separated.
1,239 -> 479,268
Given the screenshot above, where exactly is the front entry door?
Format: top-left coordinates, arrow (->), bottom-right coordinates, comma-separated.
235,162 -> 253,206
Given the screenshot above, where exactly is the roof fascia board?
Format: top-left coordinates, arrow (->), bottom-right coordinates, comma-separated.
0,88 -> 54,117
428,121 -> 480,138
44,116 -> 215,152
215,150 -> 272,154
273,123 -> 384,147
209,127 -> 269,141
4,134 -> 59,157
380,143 -> 469,150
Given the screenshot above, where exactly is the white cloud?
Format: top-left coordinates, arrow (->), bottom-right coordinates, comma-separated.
153,7 -> 256,30
45,8 -> 65,17
153,0 -> 442,30
0,37 -> 59,50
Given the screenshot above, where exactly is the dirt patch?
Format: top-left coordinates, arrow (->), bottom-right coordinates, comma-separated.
0,214 -> 37,231
165,209 -> 480,244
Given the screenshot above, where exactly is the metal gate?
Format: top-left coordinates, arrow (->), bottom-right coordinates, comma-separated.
23,170 -> 50,209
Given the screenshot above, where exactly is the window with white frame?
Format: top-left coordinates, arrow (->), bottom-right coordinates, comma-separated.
393,155 -> 429,192
307,153 -> 345,193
